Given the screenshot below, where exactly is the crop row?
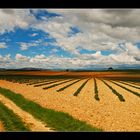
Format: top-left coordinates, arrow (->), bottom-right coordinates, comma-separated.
43,79 -> 76,90
33,79 -> 62,87
57,79 -> 83,92
118,81 -> 140,90
101,80 -> 125,102
109,80 -> 140,98
73,79 -> 90,96
129,81 -> 140,87
94,78 -> 100,101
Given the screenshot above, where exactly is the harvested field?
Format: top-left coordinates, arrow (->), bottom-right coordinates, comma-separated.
0,71 -> 140,131
0,76 -> 140,131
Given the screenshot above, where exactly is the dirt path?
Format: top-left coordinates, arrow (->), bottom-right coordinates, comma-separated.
0,121 -> 5,132
0,94 -> 53,132
0,80 -> 140,131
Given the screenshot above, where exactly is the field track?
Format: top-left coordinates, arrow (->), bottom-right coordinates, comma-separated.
0,78 -> 140,131
0,94 -> 52,131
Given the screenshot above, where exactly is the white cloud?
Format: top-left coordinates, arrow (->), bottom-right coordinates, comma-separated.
0,9 -> 36,34
1,9 -> 140,69
29,33 -> 38,37
0,52 -> 140,69
20,42 -> 38,50
15,54 -> 30,61
33,17 -> 71,39
0,42 -> 7,48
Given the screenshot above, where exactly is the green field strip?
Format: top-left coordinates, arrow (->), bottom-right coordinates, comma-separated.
0,87 -> 101,131
94,78 -> 100,101
43,79 -> 76,90
109,80 -> 140,98
118,81 -> 140,90
57,78 -> 85,92
73,79 -> 90,96
101,80 -> 125,102
0,101 -> 30,131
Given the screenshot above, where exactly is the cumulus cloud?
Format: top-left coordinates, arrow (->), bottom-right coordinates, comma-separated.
15,54 -> 30,61
19,42 -> 38,50
29,33 -> 38,37
1,9 -> 140,69
0,9 -> 36,34
47,9 -> 140,42
0,42 -> 7,48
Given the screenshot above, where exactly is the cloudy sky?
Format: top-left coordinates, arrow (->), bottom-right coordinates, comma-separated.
0,9 -> 140,69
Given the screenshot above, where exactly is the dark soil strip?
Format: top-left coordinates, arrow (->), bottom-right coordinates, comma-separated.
109,80 -> 140,98
73,79 -> 90,96
118,81 -> 140,89
43,79 -> 76,90
94,78 -> 100,101
101,80 -> 125,102
57,78 -> 85,92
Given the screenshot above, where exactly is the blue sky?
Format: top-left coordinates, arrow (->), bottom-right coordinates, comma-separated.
0,9 -> 140,69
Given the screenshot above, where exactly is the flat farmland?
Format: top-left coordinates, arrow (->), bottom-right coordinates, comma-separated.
0,70 -> 140,131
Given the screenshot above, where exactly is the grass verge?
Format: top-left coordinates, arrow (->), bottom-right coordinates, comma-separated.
0,87 -> 101,131
0,101 -> 29,131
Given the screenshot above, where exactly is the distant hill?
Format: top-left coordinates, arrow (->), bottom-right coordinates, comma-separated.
0,67 -> 49,71
0,68 -> 6,71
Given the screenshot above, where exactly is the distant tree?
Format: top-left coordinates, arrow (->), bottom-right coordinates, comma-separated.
108,67 -> 113,70
66,69 -> 69,72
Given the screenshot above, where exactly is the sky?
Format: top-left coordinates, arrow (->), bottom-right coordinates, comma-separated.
0,9 -> 140,70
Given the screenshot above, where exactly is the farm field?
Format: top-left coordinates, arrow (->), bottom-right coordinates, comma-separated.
0,71 -> 140,131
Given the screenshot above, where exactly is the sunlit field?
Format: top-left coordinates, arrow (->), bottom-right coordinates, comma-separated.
0,70 -> 140,131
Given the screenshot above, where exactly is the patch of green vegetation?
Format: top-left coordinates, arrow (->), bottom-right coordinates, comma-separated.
57,79 -> 82,92
0,101 -> 30,131
94,78 -> 100,101
0,87 -> 101,131
101,80 -> 125,102
109,80 -> 140,98
73,79 -> 90,96
43,79 -> 75,90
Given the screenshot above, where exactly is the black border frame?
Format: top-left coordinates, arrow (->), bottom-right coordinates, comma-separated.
0,0 -> 140,140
